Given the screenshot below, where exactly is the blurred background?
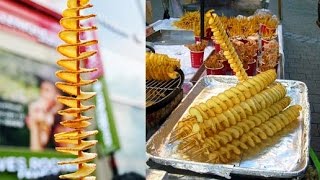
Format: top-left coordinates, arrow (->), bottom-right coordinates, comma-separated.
0,0 -> 145,179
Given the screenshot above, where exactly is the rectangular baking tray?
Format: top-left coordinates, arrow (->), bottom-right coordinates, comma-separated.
146,75 -> 310,178
147,30 -> 195,45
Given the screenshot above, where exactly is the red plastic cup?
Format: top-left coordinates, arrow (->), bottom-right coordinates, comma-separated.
206,64 -> 225,75
214,43 -> 221,53
221,60 -> 231,72
247,60 -> 257,76
190,51 -> 204,68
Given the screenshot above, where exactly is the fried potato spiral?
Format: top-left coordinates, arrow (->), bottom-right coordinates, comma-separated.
146,52 -> 180,81
54,0 -> 98,179
207,10 -> 248,81
202,105 -> 301,164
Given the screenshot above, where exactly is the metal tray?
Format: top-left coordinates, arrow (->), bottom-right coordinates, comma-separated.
146,75 -> 310,179
147,30 -> 195,45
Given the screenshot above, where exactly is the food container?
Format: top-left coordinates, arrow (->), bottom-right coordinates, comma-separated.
205,64 -> 225,75
190,50 -> 204,68
247,59 -> 257,76
147,76 -> 310,179
221,60 -> 231,73
214,42 -> 221,53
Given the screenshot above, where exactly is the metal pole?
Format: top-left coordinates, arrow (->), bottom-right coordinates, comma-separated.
278,0 -> 282,21
200,0 -> 204,39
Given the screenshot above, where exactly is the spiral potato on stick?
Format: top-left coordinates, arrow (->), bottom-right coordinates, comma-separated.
178,97 -> 291,153
206,11 -> 247,81
203,105 -> 302,164
146,52 -> 180,81
54,0 -> 98,179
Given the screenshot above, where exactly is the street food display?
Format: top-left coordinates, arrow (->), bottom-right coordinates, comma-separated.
167,11 -> 302,164
54,0 -> 98,179
146,9 -> 310,179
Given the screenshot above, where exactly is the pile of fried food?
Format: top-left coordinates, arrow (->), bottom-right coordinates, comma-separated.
174,11 -> 278,39
169,69 -> 302,164
204,53 -> 224,69
260,40 -> 280,71
54,0 -> 99,179
146,52 -> 180,81
230,39 -> 258,69
168,11 -> 301,165
173,11 -> 207,31
185,41 -> 208,52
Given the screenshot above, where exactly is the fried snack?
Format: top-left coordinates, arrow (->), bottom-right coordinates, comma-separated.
173,11 -> 211,34
185,41 -> 208,52
173,11 -> 200,30
54,0 -> 98,179
178,97 -> 291,152
261,40 -> 279,67
188,69 -> 277,123
202,105 -> 301,164
146,52 -> 180,81
188,83 -> 287,142
204,54 -> 224,68
207,11 -> 248,81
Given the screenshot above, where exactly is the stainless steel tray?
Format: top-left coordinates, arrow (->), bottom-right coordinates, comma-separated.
146,75 -> 310,179
147,30 -> 195,45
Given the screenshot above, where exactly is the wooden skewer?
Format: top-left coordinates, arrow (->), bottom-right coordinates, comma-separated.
179,143 -> 197,153
169,130 -> 197,144
191,146 -> 208,156
178,140 -> 195,150
178,132 -> 197,141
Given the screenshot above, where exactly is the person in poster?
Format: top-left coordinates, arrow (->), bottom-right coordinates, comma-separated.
26,80 -> 63,151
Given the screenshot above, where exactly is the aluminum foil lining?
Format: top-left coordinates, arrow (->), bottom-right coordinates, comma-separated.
147,75 -> 310,179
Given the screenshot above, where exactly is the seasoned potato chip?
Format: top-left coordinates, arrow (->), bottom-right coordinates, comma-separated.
59,163 -> 96,179
67,0 -> 90,8
59,27 -> 97,44
58,152 -> 97,165
58,40 -> 97,58
57,51 -> 97,70
63,4 -> 93,17
60,120 -> 91,129
56,68 -> 97,83
60,15 -> 95,29
56,140 -> 97,152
